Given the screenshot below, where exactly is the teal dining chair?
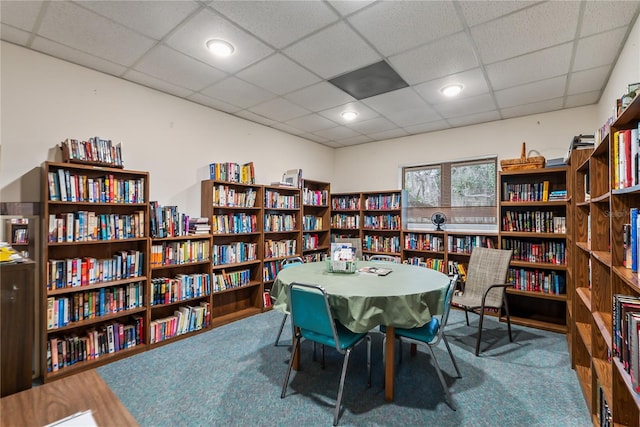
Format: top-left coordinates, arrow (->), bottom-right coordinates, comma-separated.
281,282 -> 371,426
272,256 -> 304,346
380,275 -> 460,410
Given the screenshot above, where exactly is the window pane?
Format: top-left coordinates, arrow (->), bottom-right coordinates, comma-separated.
451,161 -> 496,207
404,166 -> 441,207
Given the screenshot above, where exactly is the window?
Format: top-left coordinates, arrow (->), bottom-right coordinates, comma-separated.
402,157 -> 497,230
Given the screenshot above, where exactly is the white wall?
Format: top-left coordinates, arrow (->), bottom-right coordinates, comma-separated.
0,42 -> 334,216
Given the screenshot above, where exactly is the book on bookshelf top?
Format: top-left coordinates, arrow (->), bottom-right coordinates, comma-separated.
60,137 -> 124,168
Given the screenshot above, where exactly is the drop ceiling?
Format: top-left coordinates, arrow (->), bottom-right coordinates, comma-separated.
1,1 -> 639,148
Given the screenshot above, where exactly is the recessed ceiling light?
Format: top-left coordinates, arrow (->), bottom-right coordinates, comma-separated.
341,111 -> 359,121
440,84 -> 463,97
206,39 -> 235,57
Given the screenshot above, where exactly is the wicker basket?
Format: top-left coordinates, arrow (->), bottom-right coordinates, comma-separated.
500,142 -> 546,171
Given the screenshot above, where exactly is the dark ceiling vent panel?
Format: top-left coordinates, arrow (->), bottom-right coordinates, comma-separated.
328,60 -> 409,100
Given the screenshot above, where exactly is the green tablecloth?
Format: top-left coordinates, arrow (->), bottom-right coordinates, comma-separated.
272,261 -> 449,333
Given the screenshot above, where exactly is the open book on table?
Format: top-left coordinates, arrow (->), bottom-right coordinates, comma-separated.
358,266 -> 392,276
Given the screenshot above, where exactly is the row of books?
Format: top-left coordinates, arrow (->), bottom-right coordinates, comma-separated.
209,161 -> 255,184
501,239 -> 566,265
47,169 -> 144,203
623,208 -> 640,273
263,260 -> 282,282
46,282 -> 144,329
612,294 -> 640,393
61,137 -> 124,167
362,214 -> 401,230
46,251 -> 145,290
501,181 -> 562,202
364,194 -> 401,210
404,232 -> 445,252
303,233 -> 321,250
150,240 -> 210,266
502,210 -> 566,233
149,302 -> 210,344
303,215 -> 323,231
264,238 -> 297,259
332,195 -> 360,210
264,213 -> 297,232
212,268 -> 251,292
363,235 -> 400,253
211,213 -> 258,234
303,188 -> 328,206
330,213 -> 360,229
212,184 -> 258,208
404,256 -> 450,274
447,234 -> 496,254
150,274 -> 211,306
188,217 -> 211,235
212,242 -> 258,266
48,210 -> 145,243
612,125 -> 640,190
264,190 -> 299,209
507,268 -> 566,294
303,252 -> 325,263
150,202 -> 190,238
46,318 -> 143,372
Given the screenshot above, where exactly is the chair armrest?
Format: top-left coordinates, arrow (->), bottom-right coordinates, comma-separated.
480,283 -> 513,307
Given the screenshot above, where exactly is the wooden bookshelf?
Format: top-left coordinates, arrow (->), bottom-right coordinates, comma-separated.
361,190 -> 403,258
41,161 -> 149,382
301,179 -> 331,262
330,192 -> 362,241
499,167 -> 570,333
570,92 -> 640,426
201,180 -> 264,324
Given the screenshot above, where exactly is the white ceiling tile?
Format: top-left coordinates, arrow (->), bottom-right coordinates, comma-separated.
487,43 -> 573,90
285,114 -> 338,133
133,45 -> 227,92
500,97 -> 564,119
580,1 -> 640,38
565,91 -> 601,108
447,110 -> 501,127
573,27 -> 627,72
284,82 -> 355,112
367,128 -> 410,141
165,8 -> 274,74
201,77 -> 276,109
0,0 -> 43,31
38,1 -> 156,67
270,122 -> 306,136
319,101 -> 379,123
188,93 -> 242,114
32,36 -> 128,76
209,1 -> 339,49
248,97 -> 310,122
495,76 -> 567,109
234,110 -> 275,127
389,32 -> 478,85
568,65 -> 610,95
348,1 -> 462,56
404,120 -> 451,134
386,107 -> 442,127
471,1 -> 580,63
313,126 -> 360,140
1,24 -> 33,45
362,87 -> 429,114
328,0 -> 375,17
347,117 -> 397,134
236,54 -> 321,95
433,93 -> 497,119
334,134 -> 374,145
75,0 -> 200,40
301,133 -> 331,144
458,1 -> 539,27
283,21 -> 381,79
124,69 -> 195,98
414,68 -> 489,103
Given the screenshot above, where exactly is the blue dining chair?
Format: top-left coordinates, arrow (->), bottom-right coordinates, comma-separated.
380,275 -> 461,410
272,256 -> 304,346
281,282 -> 371,426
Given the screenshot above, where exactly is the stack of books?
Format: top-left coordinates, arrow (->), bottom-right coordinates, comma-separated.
188,218 -> 211,235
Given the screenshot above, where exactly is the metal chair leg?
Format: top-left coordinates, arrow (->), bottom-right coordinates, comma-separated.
333,348 -> 352,426
475,309 -> 485,356
442,335 -> 462,378
464,309 -> 470,326
426,345 -> 456,411
503,296 -> 513,342
281,334 -> 300,398
274,313 -> 288,346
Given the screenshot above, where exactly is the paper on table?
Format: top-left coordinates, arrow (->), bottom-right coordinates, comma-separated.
44,410 -> 98,427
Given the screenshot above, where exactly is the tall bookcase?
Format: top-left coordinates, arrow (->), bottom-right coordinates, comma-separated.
361,190 -> 402,258
201,180 -> 263,325
261,185 -> 302,298
499,167 -> 569,333
149,234 -> 212,346
330,192 -> 362,241
301,179 -> 331,262
571,94 -> 640,426
41,161 -> 149,382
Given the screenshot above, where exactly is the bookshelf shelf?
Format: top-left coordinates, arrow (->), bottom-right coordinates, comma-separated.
569,92 -> 640,425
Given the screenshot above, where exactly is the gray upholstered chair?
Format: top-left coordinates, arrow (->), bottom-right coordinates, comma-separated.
272,256 -> 304,346
451,247 -> 513,356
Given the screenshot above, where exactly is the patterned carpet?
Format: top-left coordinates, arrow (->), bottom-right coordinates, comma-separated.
97,309 -> 590,426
